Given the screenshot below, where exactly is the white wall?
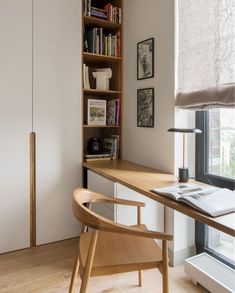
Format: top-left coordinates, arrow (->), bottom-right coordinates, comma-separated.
123,0 -> 175,173
123,0 -> 196,265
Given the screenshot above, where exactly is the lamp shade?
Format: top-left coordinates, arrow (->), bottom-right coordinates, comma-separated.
168,128 -> 202,134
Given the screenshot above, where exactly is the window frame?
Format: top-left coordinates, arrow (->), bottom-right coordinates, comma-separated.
195,110 -> 235,269
195,111 -> 235,190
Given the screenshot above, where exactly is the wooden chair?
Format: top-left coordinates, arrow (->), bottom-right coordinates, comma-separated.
69,188 -> 173,293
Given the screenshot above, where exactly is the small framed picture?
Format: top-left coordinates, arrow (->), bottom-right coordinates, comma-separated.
137,38 -> 154,80
137,88 -> 154,128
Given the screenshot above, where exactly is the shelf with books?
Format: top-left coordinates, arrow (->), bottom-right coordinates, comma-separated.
83,52 -> 122,63
83,125 -> 120,128
82,0 -> 123,163
84,16 -> 121,31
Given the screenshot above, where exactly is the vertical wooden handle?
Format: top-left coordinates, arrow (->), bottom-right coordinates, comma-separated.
30,132 -> 36,246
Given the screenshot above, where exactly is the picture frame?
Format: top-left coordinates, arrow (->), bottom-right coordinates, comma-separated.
137,88 -> 154,128
137,38 -> 154,80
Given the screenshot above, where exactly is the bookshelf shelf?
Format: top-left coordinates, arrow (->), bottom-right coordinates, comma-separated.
82,0 -> 123,163
84,16 -> 121,31
83,125 -> 120,128
83,89 -> 122,96
83,52 -> 122,63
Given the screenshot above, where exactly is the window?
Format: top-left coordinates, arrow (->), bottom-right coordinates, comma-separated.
196,109 -> 235,268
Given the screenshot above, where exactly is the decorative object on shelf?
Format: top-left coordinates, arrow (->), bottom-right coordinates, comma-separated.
88,99 -> 106,125
137,38 -> 154,80
87,138 -> 103,154
137,88 -> 154,128
92,68 -> 112,90
168,128 -> 202,182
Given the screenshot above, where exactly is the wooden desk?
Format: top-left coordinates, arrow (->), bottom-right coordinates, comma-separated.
83,160 -> 235,237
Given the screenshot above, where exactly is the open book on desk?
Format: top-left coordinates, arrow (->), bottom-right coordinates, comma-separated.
151,184 -> 235,217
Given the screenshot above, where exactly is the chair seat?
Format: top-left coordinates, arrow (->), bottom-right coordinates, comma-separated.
79,224 -> 162,277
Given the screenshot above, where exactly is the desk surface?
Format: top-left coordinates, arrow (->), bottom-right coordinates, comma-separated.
83,160 -> 235,237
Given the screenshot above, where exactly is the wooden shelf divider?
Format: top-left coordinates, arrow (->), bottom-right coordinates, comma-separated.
84,16 -> 121,30
83,52 -> 122,63
83,89 -> 122,96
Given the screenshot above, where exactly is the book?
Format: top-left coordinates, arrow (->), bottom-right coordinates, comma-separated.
87,99 -> 106,125
85,153 -> 110,158
106,98 -> 120,126
106,99 -> 116,125
84,153 -> 111,161
83,64 -> 91,89
151,184 -> 235,217
110,134 -> 120,158
103,137 -> 118,159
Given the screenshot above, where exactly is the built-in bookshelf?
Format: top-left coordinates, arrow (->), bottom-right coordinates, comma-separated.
82,0 -> 123,162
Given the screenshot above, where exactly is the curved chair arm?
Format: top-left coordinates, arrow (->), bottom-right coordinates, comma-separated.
101,223 -> 173,241
100,196 -> 145,207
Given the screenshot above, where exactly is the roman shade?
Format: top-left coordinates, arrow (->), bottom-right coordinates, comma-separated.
175,0 -> 235,109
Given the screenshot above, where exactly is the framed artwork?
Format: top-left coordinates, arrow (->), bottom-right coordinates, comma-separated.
137,38 -> 154,80
137,88 -> 154,128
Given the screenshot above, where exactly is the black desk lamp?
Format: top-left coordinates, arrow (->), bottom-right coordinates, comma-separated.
168,128 -> 202,182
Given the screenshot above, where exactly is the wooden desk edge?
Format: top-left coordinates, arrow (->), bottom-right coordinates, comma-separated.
83,160 -> 235,237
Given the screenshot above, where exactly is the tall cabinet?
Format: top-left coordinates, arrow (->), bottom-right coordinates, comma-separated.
0,0 -> 82,253
35,0 -> 82,245
0,0 -> 32,253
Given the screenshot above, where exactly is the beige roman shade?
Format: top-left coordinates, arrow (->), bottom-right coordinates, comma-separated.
175,0 -> 235,109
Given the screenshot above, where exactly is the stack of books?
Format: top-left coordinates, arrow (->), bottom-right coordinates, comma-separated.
84,153 -> 111,162
86,28 -> 121,57
104,3 -> 122,23
84,135 -> 120,161
83,1 -> 122,24
107,99 -> 121,126
103,135 -> 120,159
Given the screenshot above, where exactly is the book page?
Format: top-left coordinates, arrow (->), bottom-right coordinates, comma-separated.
180,188 -> 235,217
152,184 -> 217,201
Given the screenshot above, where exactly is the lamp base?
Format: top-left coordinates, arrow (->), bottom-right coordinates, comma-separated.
178,168 -> 189,182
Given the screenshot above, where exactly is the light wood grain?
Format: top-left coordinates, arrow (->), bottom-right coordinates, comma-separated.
83,160 -> 235,237
30,132 -> 36,247
71,188 -> 173,292
0,238 -> 208,293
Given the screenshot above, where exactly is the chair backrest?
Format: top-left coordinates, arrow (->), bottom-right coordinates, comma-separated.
73,188 -> 173,241
73,187 -> 117,231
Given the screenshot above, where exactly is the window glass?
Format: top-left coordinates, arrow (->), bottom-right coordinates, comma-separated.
208,226 -> 235,265
208,109 -> 235,180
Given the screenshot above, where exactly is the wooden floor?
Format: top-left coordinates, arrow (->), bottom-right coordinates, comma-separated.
0,239 -> 208,293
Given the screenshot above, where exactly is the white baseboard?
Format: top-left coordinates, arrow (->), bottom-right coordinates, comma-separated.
169,245 -> 196,267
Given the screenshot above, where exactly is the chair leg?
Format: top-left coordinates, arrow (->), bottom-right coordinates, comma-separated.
69,243 -> 80,293
80,230 -> 99,293
162,240 -> 169,293
138,270 -> 142,287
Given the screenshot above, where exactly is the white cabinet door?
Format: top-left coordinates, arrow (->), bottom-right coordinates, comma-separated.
87,170 -> 116,220
0,0 -> 31,253
116,184 -> 164,232
35,0 -> 82,245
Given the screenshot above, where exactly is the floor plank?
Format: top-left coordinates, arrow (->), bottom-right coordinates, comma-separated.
0,239 -> 208,293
